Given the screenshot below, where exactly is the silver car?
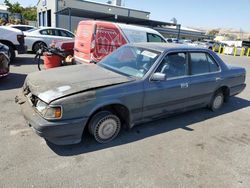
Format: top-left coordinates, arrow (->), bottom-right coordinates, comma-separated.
16,43 -> 246,145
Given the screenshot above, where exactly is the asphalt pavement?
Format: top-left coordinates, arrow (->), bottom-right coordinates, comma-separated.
0,54 -> 250,188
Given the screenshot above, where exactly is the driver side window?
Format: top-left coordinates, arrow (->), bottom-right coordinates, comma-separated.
156,52 -> 188,79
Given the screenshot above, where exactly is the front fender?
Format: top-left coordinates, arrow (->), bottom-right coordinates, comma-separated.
88,98 -> 132,124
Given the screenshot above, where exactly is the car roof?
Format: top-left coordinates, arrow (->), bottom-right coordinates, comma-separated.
79,20 -> 162,35
117,23 -> 160,34
38,27 -> 71,31
9,25 -> 35,27
130,42 -> 208,52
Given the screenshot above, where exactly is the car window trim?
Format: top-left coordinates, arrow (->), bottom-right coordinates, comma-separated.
206,52 -> 220,72
149,49 -> 222,82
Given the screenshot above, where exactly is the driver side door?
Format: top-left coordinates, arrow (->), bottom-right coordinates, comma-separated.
143,51 -> 191,120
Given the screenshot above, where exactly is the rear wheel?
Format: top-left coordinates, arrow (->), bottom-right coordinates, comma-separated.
33,42 -> 46,53
1,43 -> 15,63
210,91 -> 224,111
8,45 -> 15,63
88,111 -> 121,143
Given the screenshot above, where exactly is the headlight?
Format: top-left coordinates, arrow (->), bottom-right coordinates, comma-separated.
36,100 -> 62,119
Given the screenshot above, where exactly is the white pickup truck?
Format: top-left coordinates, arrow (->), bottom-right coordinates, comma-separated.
0,26 -> 26,62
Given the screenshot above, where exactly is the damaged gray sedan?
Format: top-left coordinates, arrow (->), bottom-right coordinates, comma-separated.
17,43 -> 246,145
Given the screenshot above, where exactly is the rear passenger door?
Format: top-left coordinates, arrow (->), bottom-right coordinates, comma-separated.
187,51 -> 221,107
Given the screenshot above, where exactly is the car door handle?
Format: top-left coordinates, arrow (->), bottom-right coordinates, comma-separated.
215,77 -> 221,81
180,83 -> 189,88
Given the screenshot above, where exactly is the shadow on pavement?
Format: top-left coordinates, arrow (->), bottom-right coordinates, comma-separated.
47,96 -> 250,156
11,54 -> 38,66
0,73 -> 27,90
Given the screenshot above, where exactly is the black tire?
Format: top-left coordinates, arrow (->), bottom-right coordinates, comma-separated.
33,42 -> 46,53
8,45 -> 15,63
88,111 -> 121,143
2,43 -> 15,63
209,91 -> 224,112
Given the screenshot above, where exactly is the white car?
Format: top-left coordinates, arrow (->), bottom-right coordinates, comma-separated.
0,26 -> 26,62
24,27 -> 75,53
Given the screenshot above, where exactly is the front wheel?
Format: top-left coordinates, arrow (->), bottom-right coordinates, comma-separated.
88,111 -> 121,143
209,91 -> 224,111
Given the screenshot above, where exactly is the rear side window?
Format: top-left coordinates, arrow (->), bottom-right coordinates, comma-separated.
190,52 -> 219,75
58,30 -> 68,37
190,53 -> 209,75
66,31 -> 74,38
147,33 -> 165,42
60,30 -> 74,38
40,29 -> 54,35
207,54 -> 219,72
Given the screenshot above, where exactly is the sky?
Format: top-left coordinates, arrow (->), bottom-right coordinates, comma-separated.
1,0 -> 250,31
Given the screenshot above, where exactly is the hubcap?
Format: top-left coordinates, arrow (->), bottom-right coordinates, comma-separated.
213,95 -> 223,109
98,118 -> 117,140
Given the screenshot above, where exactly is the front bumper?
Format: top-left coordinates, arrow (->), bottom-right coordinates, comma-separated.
18,93 -> 88,145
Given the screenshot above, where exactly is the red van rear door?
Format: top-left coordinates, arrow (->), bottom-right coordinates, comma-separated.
74,21 -> 95,63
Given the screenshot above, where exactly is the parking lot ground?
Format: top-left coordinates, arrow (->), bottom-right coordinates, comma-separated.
0,54 -> 250,188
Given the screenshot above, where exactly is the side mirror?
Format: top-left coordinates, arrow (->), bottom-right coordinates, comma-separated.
151,73 -> 166,81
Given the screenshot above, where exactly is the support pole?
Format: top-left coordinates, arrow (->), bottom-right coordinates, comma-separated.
68,8 -> 72,31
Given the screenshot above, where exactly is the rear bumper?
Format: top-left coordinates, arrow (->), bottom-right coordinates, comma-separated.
15,44 -> 27,54
230,83 -> 246,96
19,94 -> 88,145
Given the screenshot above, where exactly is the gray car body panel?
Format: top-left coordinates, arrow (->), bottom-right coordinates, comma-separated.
19,43 -> 246,145
25,63 -> 134,103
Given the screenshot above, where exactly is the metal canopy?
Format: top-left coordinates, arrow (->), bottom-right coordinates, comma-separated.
55,7 -> 176,28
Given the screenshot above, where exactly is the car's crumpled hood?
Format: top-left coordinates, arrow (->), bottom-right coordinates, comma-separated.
25,64 -> 134,103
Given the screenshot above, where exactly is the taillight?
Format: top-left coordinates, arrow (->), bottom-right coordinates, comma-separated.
91,39 -> 95,51
17,34 -> 25,44
90,34 -> 96,53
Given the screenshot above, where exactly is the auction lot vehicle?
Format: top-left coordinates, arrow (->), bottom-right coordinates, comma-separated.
0,43 -> 10,78
74,20 -> 166,63
0,26 -> 26,62
189,41 -> 213,50
16,43 -> 246,145
24,27 -> 75,53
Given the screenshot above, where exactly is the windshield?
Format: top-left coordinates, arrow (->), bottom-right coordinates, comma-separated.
99,45 -> 161,78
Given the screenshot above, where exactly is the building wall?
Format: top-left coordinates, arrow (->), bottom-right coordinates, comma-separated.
58,0 -> 150,20
37,0 -> 56,27
57,15 -> 86,32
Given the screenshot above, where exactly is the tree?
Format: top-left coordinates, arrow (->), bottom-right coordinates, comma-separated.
4,0 -> 23,13
208,29 -> 220,36
23,7 -> 37,21
4,0 -> 37,21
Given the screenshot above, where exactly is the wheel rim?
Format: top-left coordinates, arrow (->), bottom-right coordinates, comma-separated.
34,43 -> 44,52
97,117 -> 119,140
213,95 -> 223,109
